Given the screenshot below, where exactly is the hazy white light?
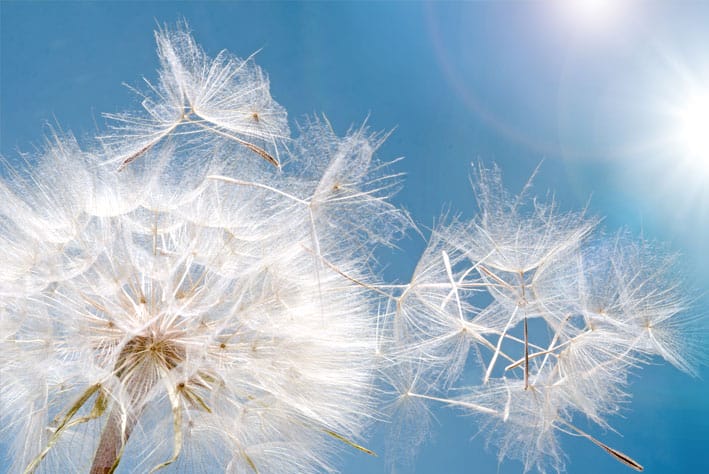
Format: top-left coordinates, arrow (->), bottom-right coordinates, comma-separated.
677,93 -> 709,158
561,0 -> 622,27
571,0 -> 615,18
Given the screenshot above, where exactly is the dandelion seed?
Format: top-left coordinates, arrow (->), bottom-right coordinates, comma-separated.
102,23 -> 289,172
1,19 -> 702,474
1,25 -> 406,474
385,164 -> 701,473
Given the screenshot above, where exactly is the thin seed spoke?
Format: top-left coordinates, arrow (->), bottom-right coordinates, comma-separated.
25,384 -> 103,474
557,419 -> 643,472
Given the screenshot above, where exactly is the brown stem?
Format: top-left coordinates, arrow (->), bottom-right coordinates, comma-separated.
90,335 -> 168,473
90,406 -> 138,474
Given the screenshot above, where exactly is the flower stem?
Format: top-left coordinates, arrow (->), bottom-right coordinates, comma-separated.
90,406 -> 135,474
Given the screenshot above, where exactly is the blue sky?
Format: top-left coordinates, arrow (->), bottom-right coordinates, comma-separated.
1,2 -> 708,473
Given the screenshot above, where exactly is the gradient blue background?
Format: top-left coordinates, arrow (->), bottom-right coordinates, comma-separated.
1,2 -> 707,473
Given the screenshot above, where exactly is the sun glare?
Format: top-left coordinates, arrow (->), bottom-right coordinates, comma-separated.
572,0 -> 615,18
560,0 -> 624,29
677,92 -> 709,160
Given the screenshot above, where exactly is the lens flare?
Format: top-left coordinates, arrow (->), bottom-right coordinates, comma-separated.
571,0 -> 615,18
560,0 -> 625,29
677,92 -> 709,160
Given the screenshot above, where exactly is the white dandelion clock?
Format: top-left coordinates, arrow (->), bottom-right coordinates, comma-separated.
0,26 -> 406,474
1,20 -> 703,474
386,164 -> 701,473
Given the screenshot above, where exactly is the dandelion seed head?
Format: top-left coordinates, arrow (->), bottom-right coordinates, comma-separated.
0,25 -> 406,473
386,164 -> 699,473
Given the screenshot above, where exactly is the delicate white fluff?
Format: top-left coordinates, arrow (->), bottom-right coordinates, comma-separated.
1,21 -> 700,474
386,164 -> 699,473
100,23 -> 289,170
0,27 -> 406,474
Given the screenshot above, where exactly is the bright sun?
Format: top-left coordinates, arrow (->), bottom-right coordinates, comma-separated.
560,0 -> 624,29
677,92 -> 709,159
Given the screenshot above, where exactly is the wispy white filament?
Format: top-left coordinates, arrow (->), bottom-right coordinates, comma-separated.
0,24 -> 405,474
0,22 -> 702,474
384,163 -> 702,473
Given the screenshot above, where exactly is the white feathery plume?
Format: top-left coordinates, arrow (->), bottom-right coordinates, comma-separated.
386,163 -> 701,473
1,20 -> 702,474
100,22 -> 289,171
0,26 -> 407,474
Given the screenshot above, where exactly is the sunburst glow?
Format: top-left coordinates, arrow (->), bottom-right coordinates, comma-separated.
677,92 -> 709,160
559,0 -> 625,29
